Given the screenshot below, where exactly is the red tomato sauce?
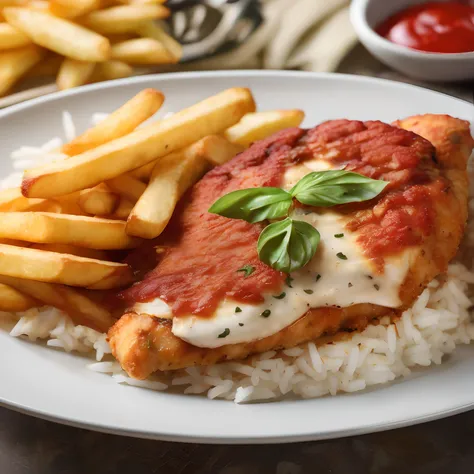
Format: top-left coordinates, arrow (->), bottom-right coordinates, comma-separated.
119,129 -> 305,316
301,120 -> 442,264
119,121 -> 445,317
376,1 -> 474,53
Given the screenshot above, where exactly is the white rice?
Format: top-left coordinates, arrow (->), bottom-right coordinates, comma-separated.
62,111 -> 76,142
2,110 -> 474,404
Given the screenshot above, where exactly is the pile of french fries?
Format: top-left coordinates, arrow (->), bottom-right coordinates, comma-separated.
0,0 -> 182,96
0,86 -> 304,332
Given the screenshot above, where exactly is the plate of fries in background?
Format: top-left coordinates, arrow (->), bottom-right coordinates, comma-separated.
0,0 -> 181,105
0,70 -> 474,443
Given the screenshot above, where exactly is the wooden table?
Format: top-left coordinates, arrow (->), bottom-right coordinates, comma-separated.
1,46 -> 473,474
2,408 -> 474,473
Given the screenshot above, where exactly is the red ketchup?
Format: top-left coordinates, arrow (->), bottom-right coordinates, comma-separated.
376,1 -> 474,53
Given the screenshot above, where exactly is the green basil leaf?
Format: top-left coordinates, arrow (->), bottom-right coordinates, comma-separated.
257,217 -> 320,273
208,187 -> 292,223
290,170 -> 387,207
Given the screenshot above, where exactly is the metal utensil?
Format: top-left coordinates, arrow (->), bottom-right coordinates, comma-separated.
169,0 -> 258,62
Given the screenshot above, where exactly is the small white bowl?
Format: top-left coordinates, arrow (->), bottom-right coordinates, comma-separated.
350,0 -> 474,82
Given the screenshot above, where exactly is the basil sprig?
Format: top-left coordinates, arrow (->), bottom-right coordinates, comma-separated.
290,170 -> 387,207
208,170 -> 386,273
257,217 -> 320,273
208,187 -> 291,223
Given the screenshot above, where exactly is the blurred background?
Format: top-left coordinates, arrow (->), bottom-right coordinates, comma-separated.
1,0 -> 472,108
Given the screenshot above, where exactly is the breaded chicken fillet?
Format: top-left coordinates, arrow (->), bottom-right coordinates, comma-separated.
108,115 -> 473,379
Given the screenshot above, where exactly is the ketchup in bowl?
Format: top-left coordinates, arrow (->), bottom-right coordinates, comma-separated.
376,1 -> 474,53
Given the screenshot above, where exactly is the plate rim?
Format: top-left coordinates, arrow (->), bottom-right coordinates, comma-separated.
0,70 -> 473,444
0,70 -> 472,119
2,396 -> 473,444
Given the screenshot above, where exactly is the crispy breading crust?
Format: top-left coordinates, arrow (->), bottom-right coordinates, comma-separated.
108,115 -> 473,378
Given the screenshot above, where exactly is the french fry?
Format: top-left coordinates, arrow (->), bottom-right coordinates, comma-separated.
0,187 -> 76,214
136,21 -> 182,61
91,0 -> 115,7
0,0 -> 27,5
49,0 -> 101,19
104,33 -> 135,44
0,283 -> 38,312
109,197 -> 133,219
26,0 -> 49,11
26,53 -> 62,77
22,88 -> 256,197
224,110 -> 305,147
81,4 -> 170,34
88,59 -> 132,82
0,22 -> 31,50
0,244 -> 132,289
51,191 -> 84,215
0,45 -> 43,96
0,274 -> 114,331
30,243 -> 109,261
78,184 -> 119,216
193,135 -> 244,166
106,174 -> 146,202
56,58 -> 95,90
111,37 -> 173,64
126,135 -> 244,243
0,238 -> 30,247
31,201 -> 64,213
129,160 -> 156,180
0,187 -> 46,211
62,88 -> 164,155
117,0 -> 166,4
0,212 -> 140,249
129,136 -> 241,182
3,8 -> 111,62
126,148 -> 208,238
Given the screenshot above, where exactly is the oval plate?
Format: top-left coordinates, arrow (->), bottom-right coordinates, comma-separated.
0,71 -> 473,444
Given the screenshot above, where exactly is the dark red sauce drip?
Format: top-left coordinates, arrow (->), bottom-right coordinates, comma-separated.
376,1 -> 474,53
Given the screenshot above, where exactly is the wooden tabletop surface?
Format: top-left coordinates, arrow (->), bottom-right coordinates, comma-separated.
2,407 -> 474,474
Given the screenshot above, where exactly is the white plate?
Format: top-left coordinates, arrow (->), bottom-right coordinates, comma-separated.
0,71 -> 473,444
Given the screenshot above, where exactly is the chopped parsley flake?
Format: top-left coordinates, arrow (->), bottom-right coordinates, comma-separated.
374,284 -> 380,291
367,275 -> 373,280
273,292 -> 286,299
218,328 -> 230,338
237,265 -> 255,278
334,233 -> 344,238
261,309 -> 271,318
235,307 -> 242,313
315,273 -> 321,282
145,339 -> 153,350
239,323 -> 244,327
336,252 -> 347,260
304,289 -> 313,294
285,275 -> 294,288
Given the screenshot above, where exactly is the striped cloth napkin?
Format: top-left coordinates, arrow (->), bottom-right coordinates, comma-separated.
187,0 -> 357,72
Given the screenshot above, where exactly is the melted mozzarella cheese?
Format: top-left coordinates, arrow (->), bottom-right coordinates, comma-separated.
133,158 -> 416,348
134,298 -> 172,319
